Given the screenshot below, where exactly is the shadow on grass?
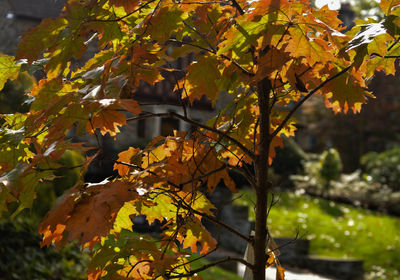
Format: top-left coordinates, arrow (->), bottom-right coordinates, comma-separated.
317,200 -> 344,217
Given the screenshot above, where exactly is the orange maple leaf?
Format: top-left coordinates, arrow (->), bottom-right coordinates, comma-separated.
39,180 -> 138,248
109,0 -> 140,13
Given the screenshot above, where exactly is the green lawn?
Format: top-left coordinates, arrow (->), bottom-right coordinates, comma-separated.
188,254 -> 241,280
234,190 -> 400,279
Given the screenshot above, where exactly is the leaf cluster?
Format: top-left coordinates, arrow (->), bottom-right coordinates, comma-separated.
0,0 -> 400,279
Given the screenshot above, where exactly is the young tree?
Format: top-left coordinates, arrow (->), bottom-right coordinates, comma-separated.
0,0 -> 399,279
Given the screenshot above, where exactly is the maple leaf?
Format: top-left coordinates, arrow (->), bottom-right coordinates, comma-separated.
0,55 -> 21,91
113,202 -> 137,232
16,18 -> 68,63
203,150 -> 236,193
39,180 -> 139,248
285,25 -> 335,65
281,60 -> 320,92
109,0 -> 140,13
85,98 -> 141,137
88,232 -> 180,279
254,47 -> 291,82
5,1 -> 400,279
269,136 -> 284,165
248,0 -> 309,22
321,67 -> 374,113
117,99 -> 142,115
0,163 -> 54,218
178,219 -> 217,255
312,5 -> 343,30
139,192 -> 176,225
146,6 -> 188,43
217,17 -> 267,58
29,78 -> 64,111
114,147 -> 142,176
179,55 -> 222,103
276,264 -> 286,280
347,20 -> 390,52
45,36 -> 87,79
380,0 -> 400,15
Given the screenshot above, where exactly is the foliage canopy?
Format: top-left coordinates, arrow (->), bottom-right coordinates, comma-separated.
1,0 -> 400,279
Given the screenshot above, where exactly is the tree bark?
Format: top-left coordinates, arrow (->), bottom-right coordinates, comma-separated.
253,78 -> 272,280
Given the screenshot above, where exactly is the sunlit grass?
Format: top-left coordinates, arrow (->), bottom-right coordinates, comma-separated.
234,189 -> 400,279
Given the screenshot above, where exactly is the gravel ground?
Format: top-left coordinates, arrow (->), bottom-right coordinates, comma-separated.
237,264 -> 335,280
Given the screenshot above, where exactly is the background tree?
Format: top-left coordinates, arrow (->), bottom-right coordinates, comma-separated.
0,0 -> 400,279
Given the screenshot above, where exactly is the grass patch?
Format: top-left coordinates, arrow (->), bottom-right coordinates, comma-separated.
234,189 -> 400,279
189,255 -> 241,280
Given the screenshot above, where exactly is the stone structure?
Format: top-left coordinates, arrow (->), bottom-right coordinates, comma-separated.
0,0 -> 20,55
0,0 -> 66,55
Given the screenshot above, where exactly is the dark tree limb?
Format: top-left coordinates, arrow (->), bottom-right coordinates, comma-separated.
231,0 -> 244,15
271,65 -> 353,139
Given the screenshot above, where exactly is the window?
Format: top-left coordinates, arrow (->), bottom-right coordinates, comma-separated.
161,117 -> 180,136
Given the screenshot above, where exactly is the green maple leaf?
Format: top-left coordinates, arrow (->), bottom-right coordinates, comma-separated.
322,69 -> 373,113
16,18 -> 68,63
347,20 -> 389,51
0,55 -> 21,91
184,55 -> 221,103
147,6 -> 188,43
45,36 -> 86,79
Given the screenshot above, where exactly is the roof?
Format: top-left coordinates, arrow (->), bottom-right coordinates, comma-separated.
7,0 -> 66,20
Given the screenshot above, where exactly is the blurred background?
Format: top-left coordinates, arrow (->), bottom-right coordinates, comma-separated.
1,0 -> 399,279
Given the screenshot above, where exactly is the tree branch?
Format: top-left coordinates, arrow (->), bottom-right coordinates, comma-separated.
88,0 -> 156,22
33,164 -> 85,172
230,0 -> 244,15
388,36 -> 400,51
178,201 -> 251,243
180,163 -> 226,187
271,65 -> 352,139
164,256 -> 253,279
126,112 -> 256,160
182,20 -> 216,52
167,39 -> 255,76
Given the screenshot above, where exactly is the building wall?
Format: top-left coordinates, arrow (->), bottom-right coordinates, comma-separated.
0,0 -> 19,55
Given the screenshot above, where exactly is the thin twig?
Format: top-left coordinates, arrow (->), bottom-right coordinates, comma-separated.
164,256 -> 253,279
388,36 -> 400,51
33,164 -> 85,172
163,246 -> 218,275
127,259 -> 153,278
271,65 -> 353,139
88,0 -> 156,22
179,202 -> 251,243
179,163 -> 227,187
183,20 -> 216,52
167,39 -> 255,76
127,112 -> 256,160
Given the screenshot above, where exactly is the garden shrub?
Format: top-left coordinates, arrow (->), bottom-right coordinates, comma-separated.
361,146 -> 400,191
0,222 -> 88,280
0,72 -> 34,113
319,148 -> 343,186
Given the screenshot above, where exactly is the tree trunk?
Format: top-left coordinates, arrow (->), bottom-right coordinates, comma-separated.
253,78 -> 272,280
